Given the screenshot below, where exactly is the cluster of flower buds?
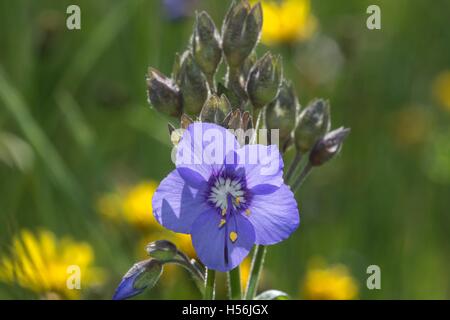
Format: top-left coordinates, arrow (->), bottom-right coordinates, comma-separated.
147,1 -> 277,133
113,240 -> 204,300
147,0 -> 350,169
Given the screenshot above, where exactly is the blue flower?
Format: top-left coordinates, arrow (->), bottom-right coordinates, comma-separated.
152,123 -> 299,272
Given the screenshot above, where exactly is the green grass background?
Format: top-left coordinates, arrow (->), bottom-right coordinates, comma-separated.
0,0 -> 449,299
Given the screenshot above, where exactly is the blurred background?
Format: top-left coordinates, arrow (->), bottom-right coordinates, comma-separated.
0,0 -> 449,299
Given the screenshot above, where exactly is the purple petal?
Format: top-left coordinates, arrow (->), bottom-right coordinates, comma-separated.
152,169 -> 208,233
247,184 -> 299,245
191,210 -> 255,272
177,167 -> 208,189
176,123 -> 239,181
236,144 -> 284,193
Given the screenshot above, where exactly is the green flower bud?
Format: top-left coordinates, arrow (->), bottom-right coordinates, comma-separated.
265,80 -> 299,149
294,99 -> 331,153
242,51 -> 258,79
200,94 -> 232,124
147,68 -> 182,118
178,51 -> 209,116
246,52 -> 282,110
309,127 -> 350,166
192,11 -> 222,77
222,0 -> 262,68
131,259 -> 163,291
146,240 -> 178,261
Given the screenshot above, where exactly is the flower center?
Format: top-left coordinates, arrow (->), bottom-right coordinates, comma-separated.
208,177 -> 245,210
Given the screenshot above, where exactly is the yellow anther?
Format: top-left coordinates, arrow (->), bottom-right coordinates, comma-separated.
218,219 -> 226,228
229,231 -> 238,243
221,208 -> 227,216
235,197 -> 241,205
245,209 -> 251,216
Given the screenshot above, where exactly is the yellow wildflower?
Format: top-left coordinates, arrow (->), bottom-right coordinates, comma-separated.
0,229 -> 104,299
255,0 -> 317,45
97,181 -> 159,230
432,70 -> 450,112
302,259 -> 358,300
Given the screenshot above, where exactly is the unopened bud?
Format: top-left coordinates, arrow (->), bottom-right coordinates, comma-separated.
246,52 -> 282,110
309,127 -> 350,166
147,68 -> 182,117
146,240 -> 178,261
192,11 -> 222,77
113,259 -> 163,300
178,51 -> 209,115
222,1 -> 262,68
294,99 -> 331,153
200,94 -> 232,124
266,80 -> 298,149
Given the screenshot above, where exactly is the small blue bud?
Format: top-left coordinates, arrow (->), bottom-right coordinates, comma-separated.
309,127 -> 350,166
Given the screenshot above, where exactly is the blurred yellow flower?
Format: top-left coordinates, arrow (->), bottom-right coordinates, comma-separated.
97,180 -> 199,267
302,259 -> 358,300
255,0 -> 317,45
97,181 -> 159,230
0,229 -> 104,299
432,70 -> 450,112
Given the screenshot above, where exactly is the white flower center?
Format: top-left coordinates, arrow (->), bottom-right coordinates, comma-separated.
208,177 -> 245,210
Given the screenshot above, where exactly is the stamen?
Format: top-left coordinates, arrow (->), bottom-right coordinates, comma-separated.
218,219 -> 226,228
229,231 -> 238,243
235,197 -> 241,205
221,208 -> 227,216
245,208 -> 251,216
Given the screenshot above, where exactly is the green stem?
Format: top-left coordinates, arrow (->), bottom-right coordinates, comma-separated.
292,162 -> 313,193
285,151 -> 302,184
203,268 -> 216,300
163,257 -> 204,294
244,245 -> 267,300
227,267 -> 242,300
251,108 -> 263,144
